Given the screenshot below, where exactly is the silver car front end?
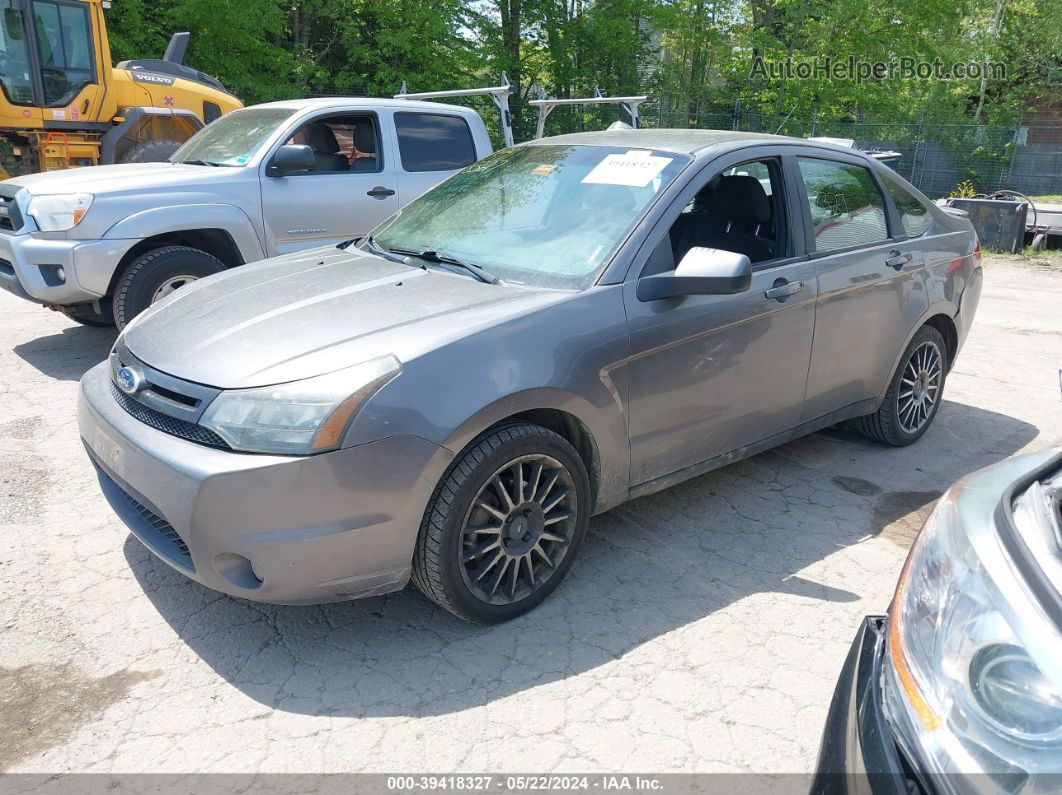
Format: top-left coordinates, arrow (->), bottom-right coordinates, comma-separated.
882,448 -> 1062,791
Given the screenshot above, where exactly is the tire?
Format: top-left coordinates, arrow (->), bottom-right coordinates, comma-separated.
113,245 -> 226,329
58,301 -> 114,327
411,422 -> 591,624
858,325 -> 948,446
118,139 -> 183,164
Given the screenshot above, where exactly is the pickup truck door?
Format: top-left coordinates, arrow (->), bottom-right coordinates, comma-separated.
391,110 -> 483,205
259,111 -> 400,255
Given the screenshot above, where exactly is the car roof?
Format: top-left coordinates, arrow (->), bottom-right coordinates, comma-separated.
522,128 -> 854,156
244,97 -> 479,115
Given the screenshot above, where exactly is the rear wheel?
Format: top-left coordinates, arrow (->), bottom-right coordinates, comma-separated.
411,422 -> 590,624
858,325 -> 947,446
118,139 -> 183,164
112,245 -> 225,328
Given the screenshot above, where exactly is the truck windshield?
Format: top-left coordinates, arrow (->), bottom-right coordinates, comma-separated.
170,107 -> 297,166
373,145 -> 689,290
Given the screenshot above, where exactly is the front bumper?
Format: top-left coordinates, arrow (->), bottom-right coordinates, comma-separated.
78,361 -> 455,604
0,232 -> 134,305
811,616 -> 925,795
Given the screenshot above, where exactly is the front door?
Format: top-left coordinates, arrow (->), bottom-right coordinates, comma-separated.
623,153 -> 818,486
260,112 -> 400,255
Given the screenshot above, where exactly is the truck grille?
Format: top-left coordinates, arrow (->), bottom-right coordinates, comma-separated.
0,191 -> 23,232
109,380 -> 230,449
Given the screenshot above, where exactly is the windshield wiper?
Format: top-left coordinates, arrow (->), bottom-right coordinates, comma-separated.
403,249 -> 501,285
178,159 -> 222,167
358,235 -> 411,265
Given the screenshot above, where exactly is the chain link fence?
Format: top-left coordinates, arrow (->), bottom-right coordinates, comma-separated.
518,100 -> 1062,200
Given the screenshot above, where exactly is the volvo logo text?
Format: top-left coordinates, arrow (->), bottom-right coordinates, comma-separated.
115,367 -> 145,395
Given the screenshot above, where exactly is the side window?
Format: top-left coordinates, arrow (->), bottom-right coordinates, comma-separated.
657,157 -> 786,273
0,1 -> 34,104
33,0 -> 94,107
881,173 -> 933,237
286,114 -> 380,174
797,158 -> 889,253
394,112 -> 476,173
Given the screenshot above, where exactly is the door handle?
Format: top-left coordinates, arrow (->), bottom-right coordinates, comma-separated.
367,186 -> 396,198
81,98 -> 90,115
764,280 -> 803,301
885,250 -> 912,270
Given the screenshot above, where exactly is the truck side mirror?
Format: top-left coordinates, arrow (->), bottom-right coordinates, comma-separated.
636,247 -> 752,302
268,145 -> 315,177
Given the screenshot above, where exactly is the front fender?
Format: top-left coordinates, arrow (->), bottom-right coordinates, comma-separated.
344,287 -> 633,513
102,203 -> 266,263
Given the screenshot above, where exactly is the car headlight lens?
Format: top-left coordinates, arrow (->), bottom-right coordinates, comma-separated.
26,193 -> 93,231
199,356 -> 400,455
883,485 -> 1062,785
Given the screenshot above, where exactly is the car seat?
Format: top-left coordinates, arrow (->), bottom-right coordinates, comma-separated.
309,124 -> 349,172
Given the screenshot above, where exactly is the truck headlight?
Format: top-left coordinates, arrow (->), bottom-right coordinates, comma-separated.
883,487 -> 1062,785
26,193 -> 93,231
199,356 -> 400,455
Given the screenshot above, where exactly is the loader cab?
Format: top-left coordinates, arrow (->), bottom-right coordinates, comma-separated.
0,0 -> 106,127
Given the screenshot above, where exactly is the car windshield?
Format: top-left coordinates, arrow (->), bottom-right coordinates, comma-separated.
372,144 -> 689,289
170,107 -> 296,166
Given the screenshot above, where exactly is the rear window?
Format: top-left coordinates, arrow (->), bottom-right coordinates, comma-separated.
394,112 -> 476,172
881,173 -> 934,237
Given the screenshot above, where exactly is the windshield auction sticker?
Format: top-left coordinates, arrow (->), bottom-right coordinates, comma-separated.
581,150 -> 672,187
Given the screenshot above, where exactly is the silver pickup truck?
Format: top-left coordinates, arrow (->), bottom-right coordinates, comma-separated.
0,97 -> 492,327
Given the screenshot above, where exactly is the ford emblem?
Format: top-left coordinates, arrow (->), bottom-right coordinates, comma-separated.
116,366 -> 144,395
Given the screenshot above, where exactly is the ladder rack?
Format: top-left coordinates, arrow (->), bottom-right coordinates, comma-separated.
528,87 -> 648,139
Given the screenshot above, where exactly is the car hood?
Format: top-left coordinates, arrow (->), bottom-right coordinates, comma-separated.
4,162 -> 237,195
122,247 -> 564,388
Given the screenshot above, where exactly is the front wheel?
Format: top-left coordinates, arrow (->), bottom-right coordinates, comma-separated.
118,139 -> 183,164
411,422 -> 591,624
112,246 -> 225,329
858,325 -> 948,446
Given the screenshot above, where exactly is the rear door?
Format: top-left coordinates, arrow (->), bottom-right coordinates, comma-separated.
392,110 -> 480,205
795,153 -> 928,422
259,111 -> 400,255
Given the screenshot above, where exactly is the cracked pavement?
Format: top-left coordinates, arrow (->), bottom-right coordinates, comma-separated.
1,258 -> 1060,774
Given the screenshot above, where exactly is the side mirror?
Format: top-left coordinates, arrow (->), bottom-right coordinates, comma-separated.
268,144 -> 314,176
637,247 -> 752,301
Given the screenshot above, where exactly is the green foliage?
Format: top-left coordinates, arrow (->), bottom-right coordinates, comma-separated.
102,0 -> 1060,135
949,179 -> 978,198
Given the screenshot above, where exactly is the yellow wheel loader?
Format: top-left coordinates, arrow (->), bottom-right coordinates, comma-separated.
0,0 -> 241,177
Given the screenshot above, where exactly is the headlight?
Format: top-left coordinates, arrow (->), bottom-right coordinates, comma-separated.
26,193 -> 93,231
199,356 -> 400,455
883,486 -> 1062,786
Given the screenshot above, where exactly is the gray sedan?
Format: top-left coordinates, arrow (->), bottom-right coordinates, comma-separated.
77,129 -> 983,623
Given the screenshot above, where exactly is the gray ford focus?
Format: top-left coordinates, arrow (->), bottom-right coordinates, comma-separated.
78,129 -> 982,623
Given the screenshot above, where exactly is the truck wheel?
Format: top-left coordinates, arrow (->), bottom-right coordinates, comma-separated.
118,139 -> 183,164
58,301 -> 115,327
858,325 -> 948,446
113,246 -> 225,328
411,422 -> 591,624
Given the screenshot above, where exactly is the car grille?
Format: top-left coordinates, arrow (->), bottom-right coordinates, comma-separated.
109,381 -> 230,450
110,479 -> 194,569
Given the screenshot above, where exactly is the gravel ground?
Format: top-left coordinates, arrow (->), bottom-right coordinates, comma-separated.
0,258 -> 1059,775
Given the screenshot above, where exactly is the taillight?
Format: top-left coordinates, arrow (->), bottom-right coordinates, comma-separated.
972,237 -> 982,267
